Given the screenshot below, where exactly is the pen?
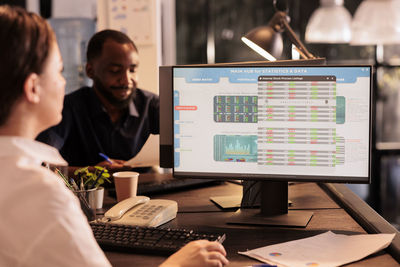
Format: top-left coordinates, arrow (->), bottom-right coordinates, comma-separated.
69,178 -> 79,191
80,177 -> 84,190
89,169 -> 105,189
217,234 -> 226,244
99,152 -> 113,164
55,168 -> 73,190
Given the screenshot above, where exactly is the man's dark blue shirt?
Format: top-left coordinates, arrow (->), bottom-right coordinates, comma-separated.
37,86 -> 159,166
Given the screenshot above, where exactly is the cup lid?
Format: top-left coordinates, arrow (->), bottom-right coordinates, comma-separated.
113,171 -> 140,178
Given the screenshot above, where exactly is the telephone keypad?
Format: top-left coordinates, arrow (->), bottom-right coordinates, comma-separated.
129,204 -> 165,221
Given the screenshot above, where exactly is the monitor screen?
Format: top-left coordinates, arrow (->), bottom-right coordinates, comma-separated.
172,65 -> 372,184
159,59 -> 326,168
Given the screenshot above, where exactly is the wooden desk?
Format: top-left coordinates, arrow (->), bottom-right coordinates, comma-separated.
104,174 -> 400,266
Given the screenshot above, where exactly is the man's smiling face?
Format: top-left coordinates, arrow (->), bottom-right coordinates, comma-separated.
87,39 -> 139,108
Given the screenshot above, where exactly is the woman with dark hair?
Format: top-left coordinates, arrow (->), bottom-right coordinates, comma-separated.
0,5 -> 228,267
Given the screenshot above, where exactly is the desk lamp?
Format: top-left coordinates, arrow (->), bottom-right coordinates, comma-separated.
241,10 -> 316,61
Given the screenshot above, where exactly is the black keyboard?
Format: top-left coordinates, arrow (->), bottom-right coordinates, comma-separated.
137,178 -> 219,195
90,222 -> 226,255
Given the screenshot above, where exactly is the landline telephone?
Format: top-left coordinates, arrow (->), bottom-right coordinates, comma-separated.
101,196 -> 178,227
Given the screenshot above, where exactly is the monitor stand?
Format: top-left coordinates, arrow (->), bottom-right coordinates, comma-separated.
227,181 -> 313,227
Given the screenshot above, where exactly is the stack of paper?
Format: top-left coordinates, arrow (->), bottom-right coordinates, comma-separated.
239,231 -> 395,267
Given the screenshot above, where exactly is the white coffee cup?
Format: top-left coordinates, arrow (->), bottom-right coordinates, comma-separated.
113,171 -> 139,202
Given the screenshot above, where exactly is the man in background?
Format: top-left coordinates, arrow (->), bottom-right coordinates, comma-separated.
37,29 -> 159,169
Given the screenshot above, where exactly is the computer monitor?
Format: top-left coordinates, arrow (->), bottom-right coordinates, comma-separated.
159,59 -> 326,168
169,64 -> 372,227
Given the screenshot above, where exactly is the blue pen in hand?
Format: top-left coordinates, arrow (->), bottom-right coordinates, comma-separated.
99,152 -> 113,164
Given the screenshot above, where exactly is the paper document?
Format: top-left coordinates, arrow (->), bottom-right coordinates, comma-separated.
123,134 -> 159,167
239,231 -> 395,267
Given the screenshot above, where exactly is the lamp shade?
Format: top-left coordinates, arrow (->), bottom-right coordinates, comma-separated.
305,0 -> 352,43
351,0 -> 400,45
241,26 -> 283,61
242,11 -> 316,60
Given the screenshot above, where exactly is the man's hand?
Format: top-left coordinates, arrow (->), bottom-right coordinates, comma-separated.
97,159 -> 131,171
159,240 -> 229,267
97,158 -> 125,167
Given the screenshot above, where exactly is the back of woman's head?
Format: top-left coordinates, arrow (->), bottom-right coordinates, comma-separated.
0,5 -> 55,125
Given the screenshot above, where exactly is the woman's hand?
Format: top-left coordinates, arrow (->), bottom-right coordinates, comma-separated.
159,240 -> 229,267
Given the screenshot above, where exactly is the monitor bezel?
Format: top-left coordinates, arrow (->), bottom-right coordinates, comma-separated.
171,64 -> 373,184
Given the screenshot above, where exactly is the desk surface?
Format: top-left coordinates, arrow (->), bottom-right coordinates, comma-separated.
103,174 -> 400,267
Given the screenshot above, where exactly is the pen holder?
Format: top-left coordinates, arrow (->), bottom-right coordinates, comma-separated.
73,187 -> 104,210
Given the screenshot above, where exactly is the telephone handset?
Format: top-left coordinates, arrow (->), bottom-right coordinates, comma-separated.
103,196 -> 178,227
